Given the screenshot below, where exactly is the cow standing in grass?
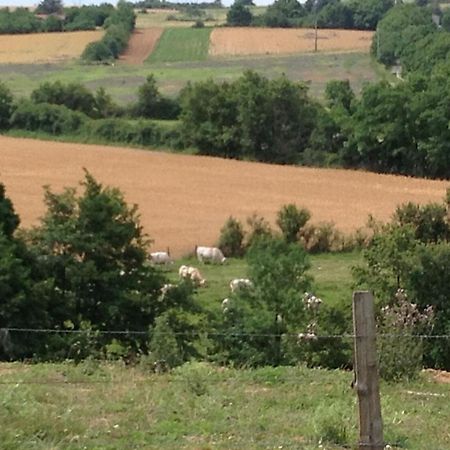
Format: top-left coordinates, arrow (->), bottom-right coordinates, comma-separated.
195,246 -> 226,264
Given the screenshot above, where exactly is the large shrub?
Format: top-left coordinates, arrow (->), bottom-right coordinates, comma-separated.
31,81 -> 97,117
0,81 -> 13,129
218,216 -> 245,257
10,100 -> 86,134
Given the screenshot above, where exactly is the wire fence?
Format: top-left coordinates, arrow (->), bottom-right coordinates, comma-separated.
3,327 -> 450,339
1,327 -> 447,450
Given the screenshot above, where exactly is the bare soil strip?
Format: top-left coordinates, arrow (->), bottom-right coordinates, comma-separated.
0,31 -> 104,64
0,136 -> 446,257
119,27 -> 164,64
209,27 -> 374,57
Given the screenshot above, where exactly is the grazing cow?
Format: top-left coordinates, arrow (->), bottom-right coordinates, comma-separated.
178,265 -> 206,287
196,246 -> 226,264
229,278 -> 253,293
150,249 -> 172,265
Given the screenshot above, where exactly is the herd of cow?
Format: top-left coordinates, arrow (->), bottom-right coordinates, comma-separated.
150,245 -> 253,298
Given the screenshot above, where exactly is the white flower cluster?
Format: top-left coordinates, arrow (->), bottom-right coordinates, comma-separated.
302,292 -> 323,311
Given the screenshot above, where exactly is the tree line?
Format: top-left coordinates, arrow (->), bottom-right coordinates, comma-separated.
0,3 -> 115,34
3,67 -> 450,179
227,0 -> 393,30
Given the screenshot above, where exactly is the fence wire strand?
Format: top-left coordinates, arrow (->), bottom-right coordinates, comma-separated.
3,327 -> 450,339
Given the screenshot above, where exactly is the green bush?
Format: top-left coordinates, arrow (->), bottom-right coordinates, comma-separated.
82,41 -> 114,62
300,222 -> 343,253
0,81 -> 13,129
10,100 -> 86,134
147,314 -> 183,370
393,201 -> 449,243
276,203 -> 311,243
31,81 -> 97,118
377,289 -> 434,381
87,118 -> 161,146
218,216 -> 245,257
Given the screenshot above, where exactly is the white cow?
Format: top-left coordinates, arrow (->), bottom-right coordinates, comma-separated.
178,265 -> 206,287
229,278 -> 253,293
150,250 -> 172,265
196,246 -> 226,264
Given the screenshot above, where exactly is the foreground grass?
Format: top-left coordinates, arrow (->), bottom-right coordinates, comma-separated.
147,27 -> 212,63
1,361 -> 449,449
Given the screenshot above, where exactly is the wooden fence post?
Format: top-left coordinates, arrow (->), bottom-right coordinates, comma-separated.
353,291 -> 384,450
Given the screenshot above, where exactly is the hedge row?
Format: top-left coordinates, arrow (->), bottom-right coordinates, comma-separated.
81,2 -> 135,63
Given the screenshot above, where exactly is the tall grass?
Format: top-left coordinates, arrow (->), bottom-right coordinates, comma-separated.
1,361 -> 449,449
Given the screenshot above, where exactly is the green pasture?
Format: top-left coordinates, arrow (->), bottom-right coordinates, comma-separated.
0,52 -> 391,105
0,360 -> 449,449
147,27 -> 212,63
161,251 -> 362,317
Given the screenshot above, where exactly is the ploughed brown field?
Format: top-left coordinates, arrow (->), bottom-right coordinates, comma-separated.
0,31 -> 104,64
0,136 -> 447,257
119,27 -> 163,64
209,27 -> 374,57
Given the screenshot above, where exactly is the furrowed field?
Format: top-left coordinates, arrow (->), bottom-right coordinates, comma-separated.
0,136 -> 447,257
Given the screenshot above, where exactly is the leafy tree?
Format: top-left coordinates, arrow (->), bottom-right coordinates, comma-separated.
317,2 -> 353,29
353,224 -> 418,301
42,14 -> 63,31
218,237 -> 311,366
373,4 -> 435,65
135,74 -> 161,118
345,81 -> 421,175
0,184 -> 20,238
325,80 -> 355,113
0,184 -> 54,359
276,204 -> 311,243
36,0 -> 63,15
0,82 -> 13,129
226,1 -> 253,26
26,171 -> 165,343
348,0 -> 393,30
263,0 -> 305,27
180,79 -> 241,158
235,71 -> 316,163
392,202 -> 449,243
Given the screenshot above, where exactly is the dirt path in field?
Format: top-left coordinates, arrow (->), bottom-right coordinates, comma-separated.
0,136 -> 447,257
0,31 -> 104,64
120,28 -> 163,64
209,28 -> 374,57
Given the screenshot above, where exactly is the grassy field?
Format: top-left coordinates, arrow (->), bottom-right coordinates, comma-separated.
0,52 -> 392,104
163,252 -> 362,317
1,361 -> 450,449
147,28 -> 212,63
